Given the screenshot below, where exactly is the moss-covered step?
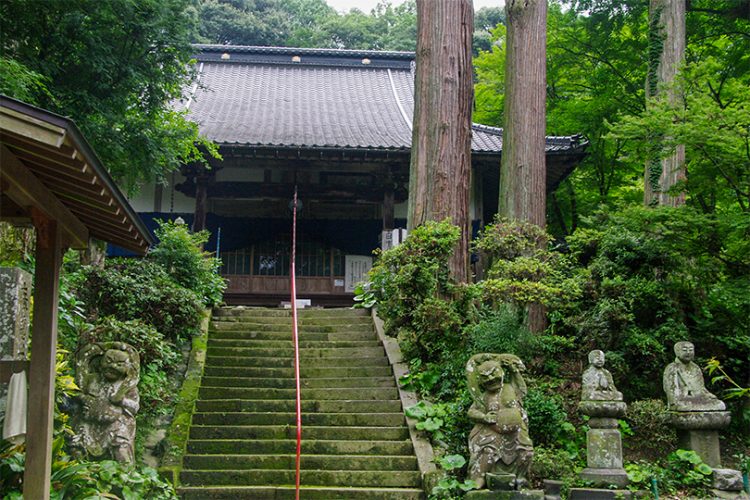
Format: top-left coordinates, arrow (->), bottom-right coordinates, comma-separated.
191,412 -> 405,427
205,346 -> 386,358
207,330 -> 376,341
183,453 -> 418,471
202,365 -> 393,379
204,355 -> 390,368
207,339 -> 382,349
189,425 -> 409,441
179,485 -> 423,499
210,322 -> 373,333
180,468 -> 421,488
199,376 -> 396,389
186,439 -> 414,456
212,316 -> 374,325
197,386 -> 399,401
194,399 -> 403,413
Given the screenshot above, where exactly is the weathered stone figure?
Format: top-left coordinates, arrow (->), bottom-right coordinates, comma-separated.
578,350 -> 629,488
71,342 -> 140,463
663,341 -> 725,411
581,350 -> 623,402
467,353 -> 533,491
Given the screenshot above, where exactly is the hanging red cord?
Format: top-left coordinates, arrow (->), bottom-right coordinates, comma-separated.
290,186 -> 302,499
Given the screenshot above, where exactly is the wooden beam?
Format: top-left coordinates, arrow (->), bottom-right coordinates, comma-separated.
23,216 -> 62,500
382,184 -> 395,231
0,145 -> 88,249
0,107 -> 66,148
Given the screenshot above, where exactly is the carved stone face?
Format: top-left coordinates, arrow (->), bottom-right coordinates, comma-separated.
589,350 -> 605,368
477,361 -> 504,390
675,342 -> 695,363
101,349 -> 130,382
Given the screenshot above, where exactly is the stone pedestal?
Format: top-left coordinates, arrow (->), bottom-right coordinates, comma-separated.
579,403 -> 628,488
669,411 -> 731,468
569,488 -> 636,499
465,490 -> 545,499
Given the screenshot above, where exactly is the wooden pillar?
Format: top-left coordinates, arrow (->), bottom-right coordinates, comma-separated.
24,214 -> 62,500
382,184 -> 395,231
192,176 -> 208,233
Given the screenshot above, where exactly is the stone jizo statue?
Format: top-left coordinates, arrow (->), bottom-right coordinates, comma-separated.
663,341 -> 725,412
466,353 -> 533,491
581,350 -> 623,402
71,342 -> 140,463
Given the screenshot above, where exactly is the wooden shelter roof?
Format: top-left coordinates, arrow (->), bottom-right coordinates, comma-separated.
0,96 -> 152,253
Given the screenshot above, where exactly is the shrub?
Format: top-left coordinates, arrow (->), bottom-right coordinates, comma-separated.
524,386 -> 578,450
75,258 -> 203,342
624,399 -> 677,461
528,446 -> 578,488
83,316 -> 179,369
149,219 -> 225,306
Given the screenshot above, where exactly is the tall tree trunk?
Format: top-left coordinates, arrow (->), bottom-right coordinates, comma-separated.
408,0 -> 474,283
499,0 -> 547,228
645,0 -> 686,206
500,0 -> 548,333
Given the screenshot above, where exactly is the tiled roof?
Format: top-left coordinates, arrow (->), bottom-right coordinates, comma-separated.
180,45 -> 585,155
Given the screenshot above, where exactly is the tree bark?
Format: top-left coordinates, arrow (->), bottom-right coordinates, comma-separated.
501,0 -> 548,333
645,0 -> 686,206
499,0 -> 548,228
408,0 -> 474,283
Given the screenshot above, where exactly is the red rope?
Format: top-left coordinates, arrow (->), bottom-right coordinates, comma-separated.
290,186 -> 302,499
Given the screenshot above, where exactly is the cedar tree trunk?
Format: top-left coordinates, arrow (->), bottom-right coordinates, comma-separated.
408,0 -> 474,283
645,0 -> 686,206
500,0 -> 548,332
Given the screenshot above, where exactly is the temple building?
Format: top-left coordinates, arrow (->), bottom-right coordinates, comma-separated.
126,45 -> 588,305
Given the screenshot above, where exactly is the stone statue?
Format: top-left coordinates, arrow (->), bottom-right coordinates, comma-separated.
466,353 -> 533,491
663,341 -> 725,412
578,350 -> 629,488
71,342 -> 140,463
581,350 -> 623,402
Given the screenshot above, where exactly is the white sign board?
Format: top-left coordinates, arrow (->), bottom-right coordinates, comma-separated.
344,255 -> 373,293
381,228 -> 408,251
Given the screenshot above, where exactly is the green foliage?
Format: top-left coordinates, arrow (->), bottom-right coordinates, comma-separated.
626,450 -> 712,496
75,258 -> 203,343
0,437 -> 177,499
85,317 -> 179,370
369,220 -> 476,362
528,446 -> 578,487
623,399 -> 677,461
473,217 -> 582,309
0,0 -> 218,192
523,387 -> 579,453
149,220 -> 226,307
195,0 -> 417,51
552,206 -> 750,398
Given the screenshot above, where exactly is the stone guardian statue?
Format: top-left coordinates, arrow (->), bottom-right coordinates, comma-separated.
71,342 -> 140,463
466,353 -> 533,492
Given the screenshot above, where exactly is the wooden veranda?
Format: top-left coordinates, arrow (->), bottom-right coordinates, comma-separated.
0,96 -> 152,499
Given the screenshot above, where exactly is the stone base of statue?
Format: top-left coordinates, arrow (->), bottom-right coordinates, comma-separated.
465,489 -> 545,499
669,410 -> 731,468
579,404 -> 628,488
569,488 -> 637,499
711,468 -> 750,499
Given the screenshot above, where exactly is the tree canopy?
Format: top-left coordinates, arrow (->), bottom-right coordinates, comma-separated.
0,0 -> 216,194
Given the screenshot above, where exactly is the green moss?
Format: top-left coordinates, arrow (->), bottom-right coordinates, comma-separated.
158,309 -> 211,486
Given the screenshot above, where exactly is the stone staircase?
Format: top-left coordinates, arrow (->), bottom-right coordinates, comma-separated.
178,307 -> 424,499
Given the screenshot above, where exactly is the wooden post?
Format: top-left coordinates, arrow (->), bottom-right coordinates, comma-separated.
24,214 -> 62,500
382,184 -> 395,231
193,176 -> 208,233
